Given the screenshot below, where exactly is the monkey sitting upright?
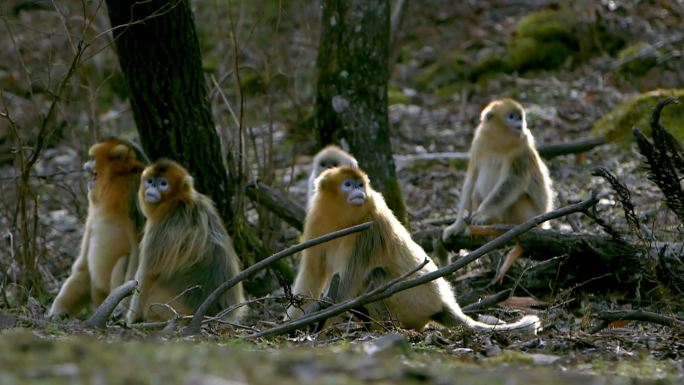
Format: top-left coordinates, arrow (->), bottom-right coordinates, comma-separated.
307,145 -> 358,209
287,166 -> 540,332
442,98 -> 554,283
126,159 -> 245,323
49,137 -> 149,318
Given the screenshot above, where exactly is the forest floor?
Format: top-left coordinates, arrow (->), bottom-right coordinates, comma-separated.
1,1 -> 683,384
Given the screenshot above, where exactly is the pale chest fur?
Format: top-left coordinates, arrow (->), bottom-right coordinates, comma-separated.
472,154 -> 506,204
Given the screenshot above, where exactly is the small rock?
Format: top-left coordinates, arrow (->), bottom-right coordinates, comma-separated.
529,353 -> 561,365
364,333 -> 410,356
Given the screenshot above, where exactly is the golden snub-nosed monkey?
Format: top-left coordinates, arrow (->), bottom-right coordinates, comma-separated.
442,99 -> 553,284
289,166 -> 540,332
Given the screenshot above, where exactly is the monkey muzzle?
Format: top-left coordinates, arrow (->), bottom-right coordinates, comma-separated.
145,187 -> 161,204
83,160 -> 96,190
347,190 -> 366,206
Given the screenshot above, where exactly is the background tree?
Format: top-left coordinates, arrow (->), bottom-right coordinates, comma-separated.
105,0 -> 233,225
105,0 -> 292,288
314,0 -> 408,224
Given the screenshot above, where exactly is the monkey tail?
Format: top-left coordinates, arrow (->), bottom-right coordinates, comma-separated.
433,302 -> 541,333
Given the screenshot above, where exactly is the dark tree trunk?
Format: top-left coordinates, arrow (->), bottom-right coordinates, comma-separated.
314,0 -> 408,224
105,0 -> 235,228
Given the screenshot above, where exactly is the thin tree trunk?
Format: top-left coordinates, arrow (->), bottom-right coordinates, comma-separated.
314,0 -> 408,224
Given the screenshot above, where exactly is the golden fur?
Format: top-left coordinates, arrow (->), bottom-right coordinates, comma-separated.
442,98 -> 554,283
126,159 -> 245,323
49,137 -> 148,318
443,98 -> 553,238
289,166 -> 540,332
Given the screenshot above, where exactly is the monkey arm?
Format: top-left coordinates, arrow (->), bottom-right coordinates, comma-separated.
474,156 -> 530,223
286,247 -> 328,319
442,165 -> 478,241
126,261 -> 148,324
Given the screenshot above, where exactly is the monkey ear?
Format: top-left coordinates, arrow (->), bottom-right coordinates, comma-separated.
183,175 -> 194,189
111,144 -> 129,159
88,143 -> 102,157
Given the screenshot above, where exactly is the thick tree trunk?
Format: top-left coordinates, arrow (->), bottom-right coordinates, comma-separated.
105,0 -> 235,228
315,0 -> 408,224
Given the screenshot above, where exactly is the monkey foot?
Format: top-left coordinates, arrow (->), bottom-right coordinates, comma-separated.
491,243 -> 524,284
468,225 -> 502,237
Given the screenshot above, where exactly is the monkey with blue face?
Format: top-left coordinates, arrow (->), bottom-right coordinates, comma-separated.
126,159 -> 244,323
442,99 -> 554,284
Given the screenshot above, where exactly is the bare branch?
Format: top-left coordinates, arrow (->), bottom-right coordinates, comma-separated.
84,280 -> 137,329
248,195 -> 598,339
181,221 -> 373,336
462,289 -> 512,313
590,310 -> 684,333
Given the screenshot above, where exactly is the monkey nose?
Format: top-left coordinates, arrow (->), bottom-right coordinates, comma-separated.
145,189 -> 161,203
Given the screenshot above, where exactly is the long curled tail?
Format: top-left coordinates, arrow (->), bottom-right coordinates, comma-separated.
432,303 -> 541,333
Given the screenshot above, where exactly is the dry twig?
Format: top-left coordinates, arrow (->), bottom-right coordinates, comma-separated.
248,195 -> 598,339
181,221 -> 373,336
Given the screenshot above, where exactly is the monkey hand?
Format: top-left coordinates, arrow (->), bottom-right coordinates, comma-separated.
467,210 -> 492,227
442,219 -> 467,242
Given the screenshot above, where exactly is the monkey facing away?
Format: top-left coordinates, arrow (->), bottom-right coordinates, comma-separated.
287,166 -> 540,332
49,137 -> 149,318
442,98 -> 553,284
307,145 -> 358,209
126,159 -> 245,323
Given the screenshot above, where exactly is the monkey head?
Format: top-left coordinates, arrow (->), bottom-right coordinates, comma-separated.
312,166 -> 374,224
480,98 -> 528,139
312,145 -> 359,176
139,159 -> 195,221
86,138 -> 147,191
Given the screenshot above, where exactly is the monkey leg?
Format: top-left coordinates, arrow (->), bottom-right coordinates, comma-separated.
142,283 -> 194,322
48,255 -> 91,318
491,243 -> 524,285
467,225 -> 502,237
353,267 -> 391,329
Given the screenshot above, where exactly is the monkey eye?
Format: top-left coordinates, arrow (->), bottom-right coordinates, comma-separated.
507,112 -> 521,121
145,177 -> 154,187
341,179 -> 354,191
158,177 -> 169,191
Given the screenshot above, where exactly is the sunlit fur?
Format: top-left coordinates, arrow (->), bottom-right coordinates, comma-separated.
126,159 -> 244,323
443,99 -> 553,240
49,137 -> 148,318
288,166 -> 540,332
307,145 -> 358,209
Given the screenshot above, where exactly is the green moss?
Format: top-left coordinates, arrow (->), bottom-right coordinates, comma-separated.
469,55 -> 513,82
508,37 -> 573,72
615,43 -> 659,78
506,9 -> 578,72
388,84 -> 410,105
412,52 -> 467,91
516,9 -> 577,45
592,89 -> 684,143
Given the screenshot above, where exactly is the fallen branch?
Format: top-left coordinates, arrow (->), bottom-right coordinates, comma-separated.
246,181 -> 305,231
418,225 -> 638,262
536,136 -> 606,159
248,195 -> 597,339
84,280 -> 137,329
181,221 -> 373,336
589,310 -> 684,333
462,289 -> 512,313
246,138 -> 607,233
394,137 -> 607,167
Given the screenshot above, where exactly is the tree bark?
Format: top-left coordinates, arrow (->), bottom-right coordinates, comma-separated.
105,0 -> 235,228
315,0 -> 408,224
